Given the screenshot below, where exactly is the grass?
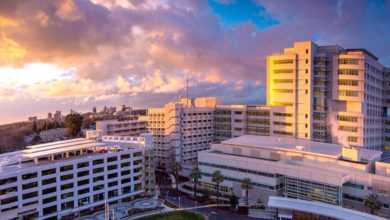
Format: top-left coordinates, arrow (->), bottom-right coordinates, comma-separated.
138,210 -> 205,220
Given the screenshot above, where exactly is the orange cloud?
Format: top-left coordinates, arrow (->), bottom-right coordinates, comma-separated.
0,15 -> 19,27
56,0 -> 84,22
0,36 -> 26,64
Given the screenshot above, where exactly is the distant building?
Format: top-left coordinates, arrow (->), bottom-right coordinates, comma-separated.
53,111 -> 61,121
0,133 -> 155,219
39,128 -> 68,142
92,107 -> 97,114
28,116 -> 37,122
47,112 -> 52,120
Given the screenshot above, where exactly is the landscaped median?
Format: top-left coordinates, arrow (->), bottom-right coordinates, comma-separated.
137,210 -> 206,220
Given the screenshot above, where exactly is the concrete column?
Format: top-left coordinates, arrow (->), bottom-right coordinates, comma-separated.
34,158 -> 38,165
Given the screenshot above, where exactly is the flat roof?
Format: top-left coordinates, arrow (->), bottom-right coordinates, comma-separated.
222,135 -> 382,160
23,139 -> 95,153
22,142 -> 106,159
268,196 -> 387,220
26,138 -> 86,149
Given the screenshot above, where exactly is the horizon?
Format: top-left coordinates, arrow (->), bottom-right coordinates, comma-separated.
1,0 -> 390,124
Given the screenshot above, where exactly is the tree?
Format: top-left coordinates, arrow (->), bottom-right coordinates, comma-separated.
241,177 -> 253,205
65,113 -> 83,137
211,170 -> 224,204
189,166 -> 202,198
171,162 -> 182,191
229,194 -> 239,208
364,193 -> 381,215
32,120 -> 38,134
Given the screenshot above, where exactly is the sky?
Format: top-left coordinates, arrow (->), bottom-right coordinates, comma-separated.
0,0 -> 390,124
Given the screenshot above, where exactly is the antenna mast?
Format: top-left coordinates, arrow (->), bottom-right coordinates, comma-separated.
186,73 -> 189,107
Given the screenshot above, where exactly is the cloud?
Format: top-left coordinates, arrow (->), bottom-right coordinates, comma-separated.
0,0 -> 389,123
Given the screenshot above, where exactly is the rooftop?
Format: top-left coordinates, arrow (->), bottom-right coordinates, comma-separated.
221,135 -> 382,160
0,135 -> 150,174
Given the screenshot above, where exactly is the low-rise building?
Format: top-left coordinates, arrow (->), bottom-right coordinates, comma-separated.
198,135 -> 390,218
0,133 -> 155,220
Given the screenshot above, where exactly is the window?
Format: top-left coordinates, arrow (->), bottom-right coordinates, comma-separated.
273,112 -> 293,117
93,184 -> 104,191
273,59 -> 293,64
78,179 -> 89,186
61,183 -> 73,191
93,159 -> 104,165
22,182 -> 37,190
108,173 -> 118,179
43,205 -> 57,215
1,196 -> 17,205
273,69 -> 293,74
339,90 -> 358,97
60,174 -> 73,181
337,115 -> 358,122
42,168 -> 56,176
43,196 -> 56,204
77,170 -> 89,177
339,126 -> 358,132
108,164 -> 117,171
305,49 -> 309,54
22,172 -> 37,180
348,136 -> 358,143
338,80 -> 358,86
43,187 -> 56,195
93,167 -> 104,174
273,130 -> 293,136
338,69 -> 358,75
78,188 -> 89,195
60,165 -> 73,172
273,79 -> 293,84
107,156 -> 117,162
339,59 -> 359,65
77,162 -> 89,168
273,121 -> 292,126
93,193 -> 104,202
121,154 -> 131,160
23,191 -> 38,200
273,89 -> 293,94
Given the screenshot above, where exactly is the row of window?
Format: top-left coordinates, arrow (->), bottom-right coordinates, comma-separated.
338,80 -> 358,86
273,60 -> 294,64
273,89 -> 293,94
273,79 -> 294,84
273,69 -> 294,74
339,90 -> 359,97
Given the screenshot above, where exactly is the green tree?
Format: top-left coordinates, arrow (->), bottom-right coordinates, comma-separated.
189,166 -> 202,198
364,193 -> 381,215
241,177 -> 253,205
211,170 -> 224,204
171,162 -> 182,191
229,194 -> 239,208
32,120 -> 38,133
65,113 -> 83,137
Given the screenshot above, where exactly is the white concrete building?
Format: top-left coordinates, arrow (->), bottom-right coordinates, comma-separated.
95,118 -> 147,136
0,134 -> 155,220
148,97 -> 218,170
267,41 -> 390,150
198,135 -> 390,218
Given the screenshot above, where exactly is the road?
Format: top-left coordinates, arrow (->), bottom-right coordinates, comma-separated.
156,170 -> 265,220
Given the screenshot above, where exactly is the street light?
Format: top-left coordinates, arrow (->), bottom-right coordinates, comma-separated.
178,197 -> 181,208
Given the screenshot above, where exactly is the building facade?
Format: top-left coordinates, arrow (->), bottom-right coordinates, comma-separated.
95,118 -> 147,137
0,134 -> 155,220
267,41 -> 390,150
147,97 -> 217,170
198,135 -> 390,218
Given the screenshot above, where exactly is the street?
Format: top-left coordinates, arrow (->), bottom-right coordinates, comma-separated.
156,170 -> 265,220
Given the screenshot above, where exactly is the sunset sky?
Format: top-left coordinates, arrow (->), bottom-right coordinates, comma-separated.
0,0 -> 390,124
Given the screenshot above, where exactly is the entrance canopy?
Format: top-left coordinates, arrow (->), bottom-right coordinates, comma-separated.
268,196 -> 387,220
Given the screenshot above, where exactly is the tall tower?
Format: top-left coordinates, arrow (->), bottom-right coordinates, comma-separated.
267,41 -> 388,150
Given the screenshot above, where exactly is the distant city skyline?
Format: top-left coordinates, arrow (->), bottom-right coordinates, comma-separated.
1,0 -> 389,124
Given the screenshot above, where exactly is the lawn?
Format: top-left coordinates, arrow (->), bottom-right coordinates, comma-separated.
138,210 -> 205,220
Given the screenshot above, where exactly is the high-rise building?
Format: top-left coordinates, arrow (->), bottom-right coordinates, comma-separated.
267,41 -> 390,150
147,97 -> 218,170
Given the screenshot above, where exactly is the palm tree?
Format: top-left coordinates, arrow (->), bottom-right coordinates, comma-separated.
364,193 -> 381,215
241,177 -> 253,205
171,162 -> 182,191
189,166 -> 202,198
211,170 -> 224,204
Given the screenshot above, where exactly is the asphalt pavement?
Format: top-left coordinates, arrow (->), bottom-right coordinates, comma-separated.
156,171 -> 264,220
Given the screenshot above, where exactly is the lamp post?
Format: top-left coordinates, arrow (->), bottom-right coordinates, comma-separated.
178,197 -> 181,208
